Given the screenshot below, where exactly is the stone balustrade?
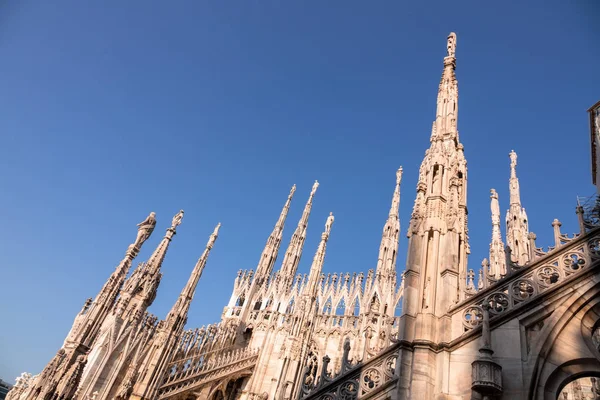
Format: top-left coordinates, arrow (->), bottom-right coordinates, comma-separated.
301,342 -> 400,400
451,227 -> 600,337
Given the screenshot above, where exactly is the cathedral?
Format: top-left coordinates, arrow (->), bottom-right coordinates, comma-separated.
7,33 -> 600,400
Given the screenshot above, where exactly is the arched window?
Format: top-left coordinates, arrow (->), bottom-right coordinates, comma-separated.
265,296 -> 273,309
236,295 -> 245,307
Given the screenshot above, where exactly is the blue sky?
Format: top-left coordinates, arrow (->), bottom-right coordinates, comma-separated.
0,0 -> 598,382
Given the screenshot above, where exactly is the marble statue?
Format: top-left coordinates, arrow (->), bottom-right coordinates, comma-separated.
171,210 -> 184,229
133,212 -> 156,249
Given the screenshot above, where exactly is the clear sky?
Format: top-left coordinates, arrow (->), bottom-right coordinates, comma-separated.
0,0 -> 598,382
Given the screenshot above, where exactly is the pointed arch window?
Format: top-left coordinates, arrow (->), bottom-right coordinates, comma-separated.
265,296 -> 273,310
236,295 -> 245,307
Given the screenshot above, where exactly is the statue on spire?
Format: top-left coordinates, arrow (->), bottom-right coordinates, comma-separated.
510,150 -> 517,169
447,32 -> 457,58
171,210 -> 184,230
490,189 -> 500,223
133,212 -> 157,249
311,180 -> 319,195
325,212 -> 334,236
396,166 -> 403,186
207,223 -> 221,249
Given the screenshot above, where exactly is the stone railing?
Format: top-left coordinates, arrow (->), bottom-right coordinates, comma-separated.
301,342 -> 400,400
451,227 -> 600,337
157,346 -> 259,399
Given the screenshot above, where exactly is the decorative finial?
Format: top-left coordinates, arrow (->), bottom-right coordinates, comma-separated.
213,223 -> 221,236
490,188 -> 498,199
311,180 -> 320,195
396,167 -> 403,185
171,210 -> 184,230
290,184 -> 297,197
447,32 -> 457,58
325,212 -> 334,236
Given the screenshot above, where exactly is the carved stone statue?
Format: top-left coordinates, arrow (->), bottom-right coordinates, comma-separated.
447,32 -> 457,57
133,212 -> 156,249
325,212 -> 334,235
423,277 -> 431,309
171,210 -> 184,229
396,166 -> 403,185
311,180 -> 319,195
509,150 -> 518,169
490,189 -> 500,222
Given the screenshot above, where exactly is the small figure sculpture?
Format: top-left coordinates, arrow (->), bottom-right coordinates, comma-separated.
396,166 -> 403,185
509,150 -> 518,170
325,212 -> 334,235
423,277 -> 431,309
447,32 -> 457,58
133,212 -> 156,249
171,210 -> 184,229
311,180 -> 319,195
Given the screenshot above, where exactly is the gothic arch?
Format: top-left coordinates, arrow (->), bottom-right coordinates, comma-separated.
527,273 -> 600,399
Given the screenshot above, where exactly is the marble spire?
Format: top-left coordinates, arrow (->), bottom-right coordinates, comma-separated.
375,167 -> 403,280
254,185 -> 296,282
506,150 -> 530,265
489,189 -> 507,279
279,181 -> 319,288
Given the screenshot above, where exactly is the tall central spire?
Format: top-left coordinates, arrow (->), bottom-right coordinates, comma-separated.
404,32 -> 468,321
279,181 -> 319,289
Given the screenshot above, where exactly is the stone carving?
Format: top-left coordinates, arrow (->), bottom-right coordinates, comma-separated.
325,212 -> 334,236
592,377 -> 600,399
133,212 -> 156,249
171,210 -> 184,230
447,32 -> 457,57
461,234 -> 596,332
